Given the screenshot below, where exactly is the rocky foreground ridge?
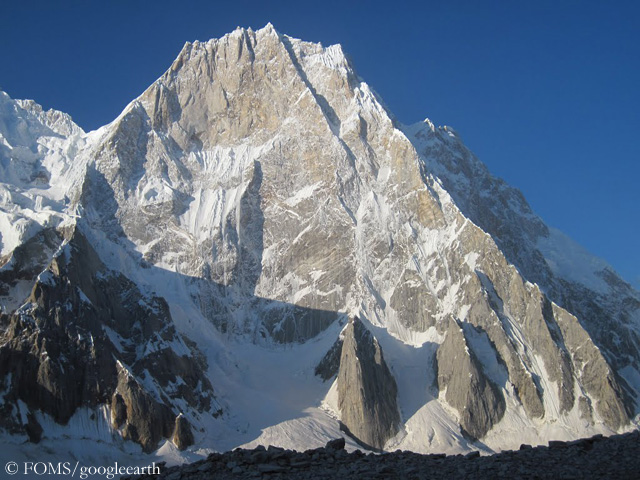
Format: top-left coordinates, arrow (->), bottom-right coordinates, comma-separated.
128,432 -> 640,480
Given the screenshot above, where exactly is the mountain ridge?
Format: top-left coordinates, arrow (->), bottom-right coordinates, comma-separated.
0,23 -> 638,467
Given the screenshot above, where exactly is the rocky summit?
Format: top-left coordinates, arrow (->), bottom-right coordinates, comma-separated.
0,23 -> 639,465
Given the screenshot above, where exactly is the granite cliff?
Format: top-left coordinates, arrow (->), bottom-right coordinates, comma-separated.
0,24 -> 638,461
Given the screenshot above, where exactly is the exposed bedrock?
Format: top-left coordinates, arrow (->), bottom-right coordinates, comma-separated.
436,316 -> 506,439
0,227 -> 216,452
337,317 -> 400,450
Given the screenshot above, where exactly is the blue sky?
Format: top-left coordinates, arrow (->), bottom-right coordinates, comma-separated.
1,0 -> 638,287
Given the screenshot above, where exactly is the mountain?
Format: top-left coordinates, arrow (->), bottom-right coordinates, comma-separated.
1,24 -> 639,464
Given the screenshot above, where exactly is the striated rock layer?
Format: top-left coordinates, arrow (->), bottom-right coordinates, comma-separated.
0,24 -> 639,457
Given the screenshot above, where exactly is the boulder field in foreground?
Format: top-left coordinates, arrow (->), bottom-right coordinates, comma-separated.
128,431 -> 640,480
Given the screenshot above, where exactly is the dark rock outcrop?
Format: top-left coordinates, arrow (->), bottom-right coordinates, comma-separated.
172,414 -> 195,450
0,227 -> 65,310
436,316 -> 506,439
315,337 -> 344,381
337,317 -> 400,450
0,226 -> 215,452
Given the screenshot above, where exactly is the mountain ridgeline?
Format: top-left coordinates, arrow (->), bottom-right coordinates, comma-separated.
0,24 -> 639,458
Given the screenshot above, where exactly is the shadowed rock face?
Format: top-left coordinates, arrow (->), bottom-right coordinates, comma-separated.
172,414 -> 195,450
315,337 -> 344,382
337,317 -> 400,450
436,317 -> 506,439
0,228 -> 217,452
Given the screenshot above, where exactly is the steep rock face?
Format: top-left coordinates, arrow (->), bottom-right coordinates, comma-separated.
436,316 -> 506,439
0,227 -> 65,312
112,364 -> 175,451
0,24 -> 639,456
414,211 -> 631,432
0,226 -> 218,452
315,336 -> 344,381
548,302 -> 631,429
172,414 -> 195,450
406,121 -> 640,378
337,317 -> 400,449
80,26 -> 354,342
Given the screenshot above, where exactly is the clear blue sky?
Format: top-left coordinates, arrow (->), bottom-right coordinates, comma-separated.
1,0 -> 638,287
